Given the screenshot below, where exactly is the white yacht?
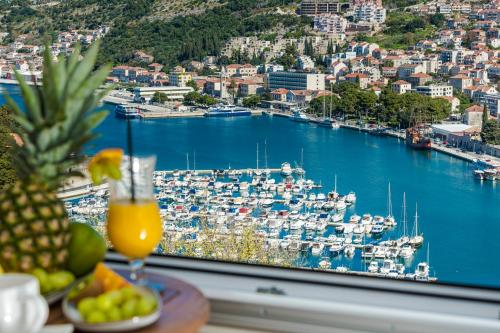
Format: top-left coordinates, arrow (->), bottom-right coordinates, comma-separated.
280,162 -> 293,176
368,261 -> 379,273
380,259 -> 396,275
311,242 -> 325,256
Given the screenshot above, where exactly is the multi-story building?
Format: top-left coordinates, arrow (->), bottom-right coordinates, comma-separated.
344,73 -> 369,89
313,14 -> 348,35
267,72 -> 325,91
407,73 -> 433,87
448,74 -> 473,92
415,85 -> 453,98
169,69 -> 192,87
463,105 -> 485,128
484,93 -> 500,117
300,0 -> 350,15
352,2 -> 386,23
397,64 -> 425,79
391,80 -> 412,94
296,56 -> 316,71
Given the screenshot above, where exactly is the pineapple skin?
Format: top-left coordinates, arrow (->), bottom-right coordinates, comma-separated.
0,180 -> 71,272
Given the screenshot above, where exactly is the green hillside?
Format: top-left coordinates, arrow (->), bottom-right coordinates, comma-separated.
0,0 -> 308,68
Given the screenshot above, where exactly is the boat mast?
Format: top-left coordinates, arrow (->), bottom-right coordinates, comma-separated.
322,94 -> 326,120
329,83 -> 333,119
186,153 -> 190,171
300,147 -> 304,169
256,143 -> 259,171
402,192 -> 407,237
387,182 -> 393,217
334,174 -> 337,193
193,151 -> 196,172
414,202 -> 419,237
264,139 -> 268,169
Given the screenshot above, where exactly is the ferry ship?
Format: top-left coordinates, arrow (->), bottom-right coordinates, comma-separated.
114,104 -> 141,119
205,105 -> 252,117
406,125 -> 431,150
290,110 -> 309,123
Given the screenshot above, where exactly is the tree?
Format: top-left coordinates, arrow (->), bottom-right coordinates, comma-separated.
151,92 -> 169,104
242,95 -> 261,108
481,120 -> 500,144
227,79 -> 237,102
186,79 -> 199,92
482,104 -> 489,131
0,106 -> 18,189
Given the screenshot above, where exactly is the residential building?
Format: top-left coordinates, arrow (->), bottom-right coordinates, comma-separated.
268,72 -> 326,91
300,0 -> 350,15
239,82 -> 264,96
448,74 -> 473,92
286,90 -> 314,106
391,80 -> 412,94
407,73 -> 432,87
397,64 -> 425,79
484,93 -> 500,117
296,56 -> 315,71
463,105 -> 485,128
271,88 -> 289,102
169,69 -> 192,87
313,14 -> 347,34
344,73 -> 369,89
352,2 -> 386,23
415,85 -> 453,98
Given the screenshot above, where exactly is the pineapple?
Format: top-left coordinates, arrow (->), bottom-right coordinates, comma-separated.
0,42 -> 111,273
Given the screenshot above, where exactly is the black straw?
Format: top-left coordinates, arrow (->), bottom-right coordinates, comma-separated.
126,118 -> 136,202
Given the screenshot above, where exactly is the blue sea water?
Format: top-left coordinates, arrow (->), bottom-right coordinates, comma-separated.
2,83 -> 499,288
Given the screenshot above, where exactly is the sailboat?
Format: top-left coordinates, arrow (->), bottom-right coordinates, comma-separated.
254,143 -> 262,176
318,85 -> 339,129
294,148 -> 306,177
415,243 -> 430,281
263,139 -> 271,177
398,192 -> 410,246
192,151 -> 198,175
384,183 -> 397,227
409,203 -> 424,247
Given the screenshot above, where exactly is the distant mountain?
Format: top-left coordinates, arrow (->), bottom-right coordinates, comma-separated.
1,0 -> 308,68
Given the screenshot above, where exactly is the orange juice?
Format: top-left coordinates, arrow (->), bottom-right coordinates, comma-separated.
107,199 -> 163,259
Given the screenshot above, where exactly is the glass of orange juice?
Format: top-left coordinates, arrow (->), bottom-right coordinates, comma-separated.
107,155 -> 162,285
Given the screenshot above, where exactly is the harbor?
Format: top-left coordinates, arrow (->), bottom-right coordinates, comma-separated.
65,164 -> 435,282
2,83 -> 499,288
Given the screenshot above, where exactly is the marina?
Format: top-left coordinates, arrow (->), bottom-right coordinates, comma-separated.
66,165 -> 435,281
2,83 -> 499,288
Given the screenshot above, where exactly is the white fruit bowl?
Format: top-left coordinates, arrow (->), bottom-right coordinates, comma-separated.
61,287 -> 161,332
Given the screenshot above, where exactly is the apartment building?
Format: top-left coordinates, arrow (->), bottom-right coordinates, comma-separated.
352,2 -> 386,23
268,71 -> 325,91
169,69 -> 192,87
448,74 -> 473,92
416,85 -> 453,97
392,80 -> 412,94
300,0 -> 350,15
313,14 -> 348,34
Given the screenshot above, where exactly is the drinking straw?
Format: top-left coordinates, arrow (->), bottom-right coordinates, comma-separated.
126,118 -> 136,202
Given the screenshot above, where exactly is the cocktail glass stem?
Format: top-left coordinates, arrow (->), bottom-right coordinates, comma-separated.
129,258 -> 146,285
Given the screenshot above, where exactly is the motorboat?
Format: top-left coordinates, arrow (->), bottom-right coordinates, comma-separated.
368,261 -> 379,273
281,162 -> 293,176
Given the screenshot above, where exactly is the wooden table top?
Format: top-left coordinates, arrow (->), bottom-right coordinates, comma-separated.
48,270 -> 210,333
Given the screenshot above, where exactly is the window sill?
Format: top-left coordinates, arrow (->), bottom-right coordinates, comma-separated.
106,253 -> 500,333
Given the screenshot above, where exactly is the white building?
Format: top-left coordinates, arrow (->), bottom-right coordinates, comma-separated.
296,56 -> 315,71
133,86 -> 194,103
268,72 -> 325,91
353,3 -> 386,23
415,85 -> 453,97
313,14 -> 348,34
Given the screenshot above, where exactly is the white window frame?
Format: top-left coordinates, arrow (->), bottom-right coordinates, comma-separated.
106,252 -> 500,333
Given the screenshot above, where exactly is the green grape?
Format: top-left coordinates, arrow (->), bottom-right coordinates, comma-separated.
136,296 -> 157,316
106,290 -> 123,305
77,298 -> 97,317
48,271 -> 75,290
107,307 -> 122,322
86,310 -> 107,323
96,293 -> 113,312
32,268 -> 50,293
120,299 -> 137,319
120,287 -> 137,301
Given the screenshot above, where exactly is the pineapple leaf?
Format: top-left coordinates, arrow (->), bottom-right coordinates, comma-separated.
13,71 -> 42,126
